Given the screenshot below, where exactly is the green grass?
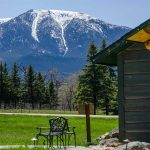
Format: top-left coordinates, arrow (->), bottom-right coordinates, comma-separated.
0,114 -> 118,146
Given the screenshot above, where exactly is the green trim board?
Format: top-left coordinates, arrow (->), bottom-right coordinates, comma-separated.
95,18 -> 150,65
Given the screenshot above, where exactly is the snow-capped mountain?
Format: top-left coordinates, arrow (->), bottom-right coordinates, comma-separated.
0,9 -> 130,74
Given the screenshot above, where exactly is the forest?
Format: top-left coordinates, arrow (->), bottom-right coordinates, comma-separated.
0,42 -> 118,115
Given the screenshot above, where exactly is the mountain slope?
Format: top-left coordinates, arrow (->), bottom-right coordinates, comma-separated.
0,9 -> 131,74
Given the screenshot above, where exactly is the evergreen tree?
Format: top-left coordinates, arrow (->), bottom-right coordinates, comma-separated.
101,39 -> 106,50
74,41 -> 117,115
3,63 -> 11,108
48,80 -> 58,109
0,62 -> 3,108
10,63 -> 20,108
34,72 -> 45,109
98,65 -> 117,115
99,39 -> 117,115
25,65 -> 35,109
74,42 -> 100,114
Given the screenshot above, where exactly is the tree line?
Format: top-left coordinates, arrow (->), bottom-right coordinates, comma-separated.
0,40 -> 118,115
0,62 -> 58,109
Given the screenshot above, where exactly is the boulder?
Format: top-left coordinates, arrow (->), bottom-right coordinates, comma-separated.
99,138 -> 120,147
115,141 -> 150,150
97,129 -> 119,141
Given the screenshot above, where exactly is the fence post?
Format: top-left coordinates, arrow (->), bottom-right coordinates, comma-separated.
85,104 -> 91,144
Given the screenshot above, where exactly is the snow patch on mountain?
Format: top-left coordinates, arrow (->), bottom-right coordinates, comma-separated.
0,18 -> 11,24
50,10 -> 93,27
30,9 -> 119,55
31,10 -> 50,42
30,9 -> 97,54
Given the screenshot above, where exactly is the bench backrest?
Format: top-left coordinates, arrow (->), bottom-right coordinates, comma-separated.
49,117 -> 68,133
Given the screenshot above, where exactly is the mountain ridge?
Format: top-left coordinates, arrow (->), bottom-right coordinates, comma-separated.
0,9 -> 131,74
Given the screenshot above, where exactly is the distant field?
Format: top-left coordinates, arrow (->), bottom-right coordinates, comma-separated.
0,109 -> 105,115
0,109 -> 78,114
0,114 -> 118,146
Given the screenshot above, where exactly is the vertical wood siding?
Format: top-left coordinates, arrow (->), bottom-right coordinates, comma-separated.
118,43 -> 150,142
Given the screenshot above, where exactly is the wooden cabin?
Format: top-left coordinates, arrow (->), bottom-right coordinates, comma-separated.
95,19 -> 150,142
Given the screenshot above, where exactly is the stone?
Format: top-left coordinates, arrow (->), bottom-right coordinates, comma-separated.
115,141 -> 150,150
99,138 -> 120,147
97,129 -> 119,141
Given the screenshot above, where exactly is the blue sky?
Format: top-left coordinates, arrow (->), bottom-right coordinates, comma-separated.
0,0 -> 150,28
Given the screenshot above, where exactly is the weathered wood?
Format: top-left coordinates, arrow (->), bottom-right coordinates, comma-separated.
124,50 -> 150,60
125,112 -> 150,122
125,95 -> 150,100
117,52 -> 125,141
125,74 -> 150,85
124,85 -> 150,97
125,99 -> 150,111
125,43 -> 146,51
124,61 -> 150,74
125,132 -> 150,142
126,123 -> 150,130
126,130 -> 150,133
126,120 -> 150,124
117,43 -> 150,142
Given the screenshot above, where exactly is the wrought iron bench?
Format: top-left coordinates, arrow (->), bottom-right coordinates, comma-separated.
64,125 -> 76,146
36,116 -> 76,147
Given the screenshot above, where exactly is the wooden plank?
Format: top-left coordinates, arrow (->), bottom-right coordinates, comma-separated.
125,112 -> 150,122
125,43 -> 146,51
125,59 -> 150,63
125,74 -> 150,85
125,72 -> 150,75
124,61 -> 150,74
126,130 -> 150,133
125,132 -> 150,142
125,99 -> 150,111
126,121 -> 150,124
124,50 -> 150,60
124,85 -> 150,98
117,52 -> 125,141
125,96 -> 150,100
126,123 -> 150,130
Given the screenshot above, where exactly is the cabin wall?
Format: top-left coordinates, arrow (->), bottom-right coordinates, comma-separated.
117,43 -> 150,142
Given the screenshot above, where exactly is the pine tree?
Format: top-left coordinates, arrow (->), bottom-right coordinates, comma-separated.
10,63 -> 20,108
0,62 -> 3,108
101,39 -> 106,50
34,72 -> 45,109
98,65 -> 117,115
3,63 -> 11,108
74,41 -> 117,115
25,65 -> 35,109
99,40 -> 117,115
48,80 -> 58,109
74,42 -> 100,114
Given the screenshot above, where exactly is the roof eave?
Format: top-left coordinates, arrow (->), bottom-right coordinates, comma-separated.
95,18 -> 150,65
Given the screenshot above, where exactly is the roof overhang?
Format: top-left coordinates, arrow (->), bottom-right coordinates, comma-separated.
95,19 -> 150,65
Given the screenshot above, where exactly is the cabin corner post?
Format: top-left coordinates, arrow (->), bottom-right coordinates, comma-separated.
117,52 -> 125,141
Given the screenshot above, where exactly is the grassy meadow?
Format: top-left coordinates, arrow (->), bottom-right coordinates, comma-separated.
0,114 -> 118,146
0,109 -> 106,115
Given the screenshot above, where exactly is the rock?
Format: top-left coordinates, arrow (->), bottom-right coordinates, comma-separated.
95,130 -> 150,150
115,141 -> 150,150
97,129 -> 119,141
99,138 -> 120,147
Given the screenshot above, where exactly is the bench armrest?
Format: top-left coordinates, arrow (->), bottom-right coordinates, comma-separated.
37,127 -> 50,133
68,126 -> 76,132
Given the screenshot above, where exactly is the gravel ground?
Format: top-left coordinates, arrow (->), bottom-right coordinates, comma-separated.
0,145 -> 91,149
